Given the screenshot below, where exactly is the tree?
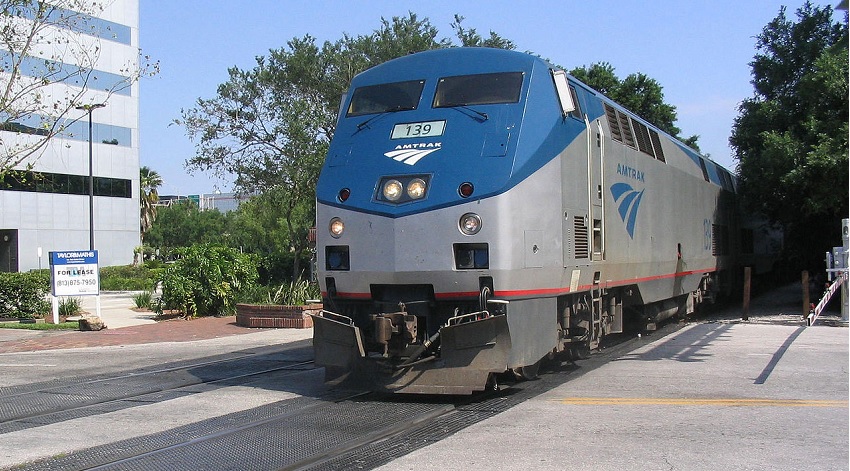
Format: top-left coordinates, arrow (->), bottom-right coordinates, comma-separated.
730,2 -> 848,269
0,0 -> 158,175
570,62 -> 699,150
228,189 -> 314,284
176,13 -> 514,281
144,200 -> 230,255
139,166 -> 162,243
451,14 -> 516,49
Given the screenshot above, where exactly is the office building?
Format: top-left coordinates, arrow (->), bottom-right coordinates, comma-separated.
0,0 -> 139,272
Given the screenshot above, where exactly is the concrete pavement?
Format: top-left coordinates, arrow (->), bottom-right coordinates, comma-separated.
377,322 -> 849,471
76,291 -> 158,328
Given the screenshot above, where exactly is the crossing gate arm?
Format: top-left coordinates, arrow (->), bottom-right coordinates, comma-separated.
806,270 -> 847,326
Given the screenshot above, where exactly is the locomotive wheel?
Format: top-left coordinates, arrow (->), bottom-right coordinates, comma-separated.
486,373 -> 500,391
513,360 -> 541,380
567,341 -> 591,361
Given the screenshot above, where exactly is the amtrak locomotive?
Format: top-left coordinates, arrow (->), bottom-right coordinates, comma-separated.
312,48 -> 763,394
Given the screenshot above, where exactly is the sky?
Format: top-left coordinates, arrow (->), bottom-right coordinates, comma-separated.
138,0 -> 841,196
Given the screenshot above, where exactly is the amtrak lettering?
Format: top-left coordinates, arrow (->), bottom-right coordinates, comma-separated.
616,163 -> 645,182
384,142 -> 442,166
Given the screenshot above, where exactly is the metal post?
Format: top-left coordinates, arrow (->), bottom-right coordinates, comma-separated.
802,270 -> 810,319
87,110 -> 94,250
75,103 -> 105,251
742,266 -> 751,321
841,219 -> 849,326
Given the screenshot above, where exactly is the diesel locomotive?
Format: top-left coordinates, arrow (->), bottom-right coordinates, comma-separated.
312,47 -> 772,394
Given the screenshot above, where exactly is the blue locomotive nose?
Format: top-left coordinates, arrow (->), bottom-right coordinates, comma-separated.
315,50 -> 546,219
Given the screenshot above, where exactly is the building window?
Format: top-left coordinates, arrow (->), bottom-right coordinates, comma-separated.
0,170 -> 131,198
10,3 -> 131,45
0,52 -> 132,96
0,113 -> 132,146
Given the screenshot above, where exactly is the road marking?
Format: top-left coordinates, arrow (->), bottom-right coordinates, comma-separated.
553,397 -> 849,408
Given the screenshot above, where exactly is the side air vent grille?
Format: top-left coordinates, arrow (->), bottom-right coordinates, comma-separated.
712,224 -> 730,256
617,111 -> 636,149
605,103 -> 668,165
574,216 -> 589,259
649,130 -> 665,162
604,104 -> 622,142
632,119 -> 653,155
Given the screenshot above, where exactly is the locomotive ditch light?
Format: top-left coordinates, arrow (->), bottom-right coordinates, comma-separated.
407,178 -> 427,199
383,179 -> 403,201
459,213 -> 482,235
329,217 -> 345,238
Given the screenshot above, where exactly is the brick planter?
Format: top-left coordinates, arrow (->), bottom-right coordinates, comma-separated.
235,303 -> 322,329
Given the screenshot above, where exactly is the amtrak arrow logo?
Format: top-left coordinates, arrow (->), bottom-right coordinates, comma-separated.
610,182 -> 645,239
384,143 -> 442,165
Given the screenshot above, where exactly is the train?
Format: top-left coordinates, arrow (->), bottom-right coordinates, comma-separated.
311,47 -> 776,394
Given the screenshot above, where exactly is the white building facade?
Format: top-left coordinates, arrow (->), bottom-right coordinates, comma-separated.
0,0 -> 140,272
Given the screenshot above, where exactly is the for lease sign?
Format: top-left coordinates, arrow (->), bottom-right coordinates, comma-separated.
50,251 -> 100,296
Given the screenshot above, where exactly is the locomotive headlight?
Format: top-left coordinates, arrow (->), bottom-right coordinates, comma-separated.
459,213 -> 482,235
407,178 -> 427,199
329,217 -> 345,238
383,179 -> 403,201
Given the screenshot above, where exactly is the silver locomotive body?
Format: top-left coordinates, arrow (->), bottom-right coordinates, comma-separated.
313,48 -> 766,394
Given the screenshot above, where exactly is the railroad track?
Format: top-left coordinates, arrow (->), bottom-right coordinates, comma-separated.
1,323 -> 681,470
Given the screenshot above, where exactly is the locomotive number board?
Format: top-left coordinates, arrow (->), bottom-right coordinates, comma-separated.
391,120 -> 446,139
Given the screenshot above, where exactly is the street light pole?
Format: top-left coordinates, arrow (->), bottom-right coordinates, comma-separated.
75,103 -> 106,251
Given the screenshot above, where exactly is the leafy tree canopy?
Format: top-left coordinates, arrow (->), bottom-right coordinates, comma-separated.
139,166 -> 162,242
144,200 -> 230,251
730,2 -> 848,269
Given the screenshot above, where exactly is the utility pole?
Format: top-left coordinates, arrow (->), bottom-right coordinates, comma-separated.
75,103 -> 106,250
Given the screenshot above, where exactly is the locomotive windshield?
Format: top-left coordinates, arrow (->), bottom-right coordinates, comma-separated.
433,72 -> 524,107
347,79 -> 426,116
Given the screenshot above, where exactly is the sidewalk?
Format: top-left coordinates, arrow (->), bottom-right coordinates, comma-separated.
0,292 -> 286,353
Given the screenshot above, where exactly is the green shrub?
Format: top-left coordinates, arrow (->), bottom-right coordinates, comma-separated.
235,283 -> 271,305
143,259 -> 164,270
132,291 -> 153,309
58,297 -> 82,316
269,280 -> 321,305
0,271 -> 51,318
256,251 -> 313,285
157,244 -> 258,317
100,265 -> 158,291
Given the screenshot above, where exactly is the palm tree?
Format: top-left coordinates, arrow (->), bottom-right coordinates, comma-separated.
140,166 -> 163,243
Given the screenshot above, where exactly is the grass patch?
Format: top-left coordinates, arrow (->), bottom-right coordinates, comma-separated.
0,321 -> 79,330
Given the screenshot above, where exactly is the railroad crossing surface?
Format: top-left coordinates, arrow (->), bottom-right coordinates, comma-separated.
0,286 -> 847,470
